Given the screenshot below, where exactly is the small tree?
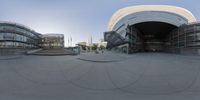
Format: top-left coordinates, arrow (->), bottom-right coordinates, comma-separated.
91,44 -> 98,50
99,45 -> 105,50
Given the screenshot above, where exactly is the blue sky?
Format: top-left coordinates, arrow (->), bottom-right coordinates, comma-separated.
0,0 -> 199,46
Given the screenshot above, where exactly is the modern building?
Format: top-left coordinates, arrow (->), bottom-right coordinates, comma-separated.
41,34 -> 64,49
0,22 -> 42,55
104,5 -> 200,55
0,22 -> 64,55
0,22 -> 41,49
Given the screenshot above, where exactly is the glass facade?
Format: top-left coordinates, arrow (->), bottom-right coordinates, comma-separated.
166,23 -> 200,49
105,23 -> 200,54
0,22 -> 41,49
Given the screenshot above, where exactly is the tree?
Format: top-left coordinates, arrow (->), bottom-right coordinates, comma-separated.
91,44 -> 98,50
99,45 -> 105,50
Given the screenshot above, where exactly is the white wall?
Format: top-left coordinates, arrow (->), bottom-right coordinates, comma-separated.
112,11 -> 189,38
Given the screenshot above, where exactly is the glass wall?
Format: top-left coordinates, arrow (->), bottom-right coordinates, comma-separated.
165,23 -> 200,53
0,23 -> 41,49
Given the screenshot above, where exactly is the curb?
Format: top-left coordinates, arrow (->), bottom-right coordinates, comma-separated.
30,53 -> 77,56
77,58 -> 122,63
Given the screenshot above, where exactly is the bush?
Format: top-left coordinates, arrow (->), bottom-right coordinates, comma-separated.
91,44 -> 98,50
99,45 -> 105,50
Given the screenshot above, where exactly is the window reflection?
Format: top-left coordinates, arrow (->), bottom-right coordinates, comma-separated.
0,24 -> 40,49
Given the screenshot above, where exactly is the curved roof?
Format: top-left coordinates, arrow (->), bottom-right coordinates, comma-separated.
0,21 -> 41,37
0,21 -> 37,32
108,5 -> 197,31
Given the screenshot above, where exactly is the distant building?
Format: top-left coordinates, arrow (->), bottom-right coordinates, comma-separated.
76,42 -> 90,52
96,39 -> 107,49
41,34 -> 64,49
86,35 -> 93,47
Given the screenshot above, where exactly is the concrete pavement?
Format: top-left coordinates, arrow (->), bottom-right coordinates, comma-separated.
0,52 -> 200,100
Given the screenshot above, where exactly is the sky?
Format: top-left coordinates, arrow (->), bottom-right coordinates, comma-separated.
0,0 -> 199,46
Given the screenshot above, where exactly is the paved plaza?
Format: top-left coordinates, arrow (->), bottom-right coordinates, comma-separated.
0,51 -> 200,100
